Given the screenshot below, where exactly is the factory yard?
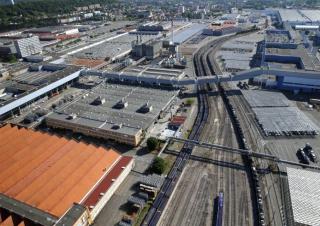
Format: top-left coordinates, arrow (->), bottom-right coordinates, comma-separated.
2,4 -> 320,226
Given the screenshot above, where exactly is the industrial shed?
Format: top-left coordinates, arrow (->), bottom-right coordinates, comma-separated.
46,82 -> 177,146
0,124 -> 134,226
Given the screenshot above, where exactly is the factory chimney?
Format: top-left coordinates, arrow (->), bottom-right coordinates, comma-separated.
171,19 -> 174,44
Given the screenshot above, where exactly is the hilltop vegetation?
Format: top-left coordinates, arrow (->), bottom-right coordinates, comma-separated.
0,0 -> 115,31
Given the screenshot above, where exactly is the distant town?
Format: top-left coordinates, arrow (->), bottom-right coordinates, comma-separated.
1,0 -> 320,226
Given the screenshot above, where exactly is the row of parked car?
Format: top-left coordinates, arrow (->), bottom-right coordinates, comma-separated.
296,143 -> 317,164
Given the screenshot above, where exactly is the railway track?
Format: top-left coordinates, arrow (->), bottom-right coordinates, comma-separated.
142,47 -> 210,226
143,32 -> 259,226
160,38 -> 254,226
202,38 -> 254,226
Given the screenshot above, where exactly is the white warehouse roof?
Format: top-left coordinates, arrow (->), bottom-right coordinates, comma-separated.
294,25 -> 320,30
287,167 -> 320,226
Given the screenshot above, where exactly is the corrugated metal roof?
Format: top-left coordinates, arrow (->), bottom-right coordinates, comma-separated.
287,167 -> 320,226
168,23 -> 207,44
0,69 -> 82,116
0,124 -> 123,218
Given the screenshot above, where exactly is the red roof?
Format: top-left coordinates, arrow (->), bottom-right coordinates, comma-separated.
82,156 -> 133,207
170,116 -> 186,125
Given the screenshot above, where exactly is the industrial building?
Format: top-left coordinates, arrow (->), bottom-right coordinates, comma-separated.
132,40 -> 162,60
287,167 -> 320,226
129,24 -> 165,35
0,64 -> 82,119
124,66 -> 185,80
82,66 -> 186,88
166,23 -> 207,45
277,9 -> 320,25
71,34 -> 154,62
46,82 -> 178,146
203,23 -> 241,36
265,29 -> 297,49
0,124 -> 134,225
24,26 -> 80,41
254,23 -> 320,92
217,34 -> 261,72
0,35 -> 42,58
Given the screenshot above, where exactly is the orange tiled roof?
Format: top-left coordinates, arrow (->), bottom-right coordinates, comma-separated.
0,124 -> 121,218
0,216 -> 14,226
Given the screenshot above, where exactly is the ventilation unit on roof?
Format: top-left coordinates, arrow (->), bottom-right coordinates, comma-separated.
113,98 -> 128,109
137,102 -> 153,113
67,113 -> 77,120
91,96 -> 105,105
112,123 -> 123,130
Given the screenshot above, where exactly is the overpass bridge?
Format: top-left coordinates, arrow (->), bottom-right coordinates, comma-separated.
83,67 -> 320,88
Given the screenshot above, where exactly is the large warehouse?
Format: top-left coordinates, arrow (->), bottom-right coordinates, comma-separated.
0,64 -> 82,119
258,27 -> 320,92
46,82 -> 178,146
0,124 -> 134,226
277,9 -> 320,25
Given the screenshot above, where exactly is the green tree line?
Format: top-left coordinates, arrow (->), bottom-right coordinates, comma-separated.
0,0 -> 116,31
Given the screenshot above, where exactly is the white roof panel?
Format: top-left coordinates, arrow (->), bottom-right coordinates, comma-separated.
287,167 -> 320,226
300,10 -> 320,22
278,9 -> 308,22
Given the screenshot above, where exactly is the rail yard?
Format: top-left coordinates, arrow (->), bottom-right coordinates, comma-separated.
2,4 -> 320,226
142,34 -> 258,226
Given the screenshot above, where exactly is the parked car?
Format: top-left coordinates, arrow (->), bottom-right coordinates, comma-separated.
297,148 -> 310,164
303,144 -> 317,162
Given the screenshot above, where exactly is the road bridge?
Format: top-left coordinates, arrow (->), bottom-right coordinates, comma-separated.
170,137 -> 320,171
83,67 -> 320,88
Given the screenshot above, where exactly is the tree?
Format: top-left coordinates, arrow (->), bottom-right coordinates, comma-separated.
186,98 -> 194,106
1,54 -> 17,63
151,157 -> 167,175
147,137 -> 159,151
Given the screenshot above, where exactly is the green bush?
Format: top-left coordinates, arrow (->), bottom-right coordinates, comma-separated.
186,98 -> 194,106
151,157 -> 167,175
0,54 -> 17,63
147,137 -> 159,151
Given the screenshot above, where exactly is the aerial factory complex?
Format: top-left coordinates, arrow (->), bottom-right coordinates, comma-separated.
2,1 -> 320,226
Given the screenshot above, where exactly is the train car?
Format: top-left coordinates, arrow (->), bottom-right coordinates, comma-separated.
215,192 -> 224,226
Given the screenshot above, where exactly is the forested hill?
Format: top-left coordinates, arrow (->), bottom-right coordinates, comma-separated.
0,0 -> 116,31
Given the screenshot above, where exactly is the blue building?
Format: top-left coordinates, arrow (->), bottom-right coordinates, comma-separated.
259,28 -> 320,93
